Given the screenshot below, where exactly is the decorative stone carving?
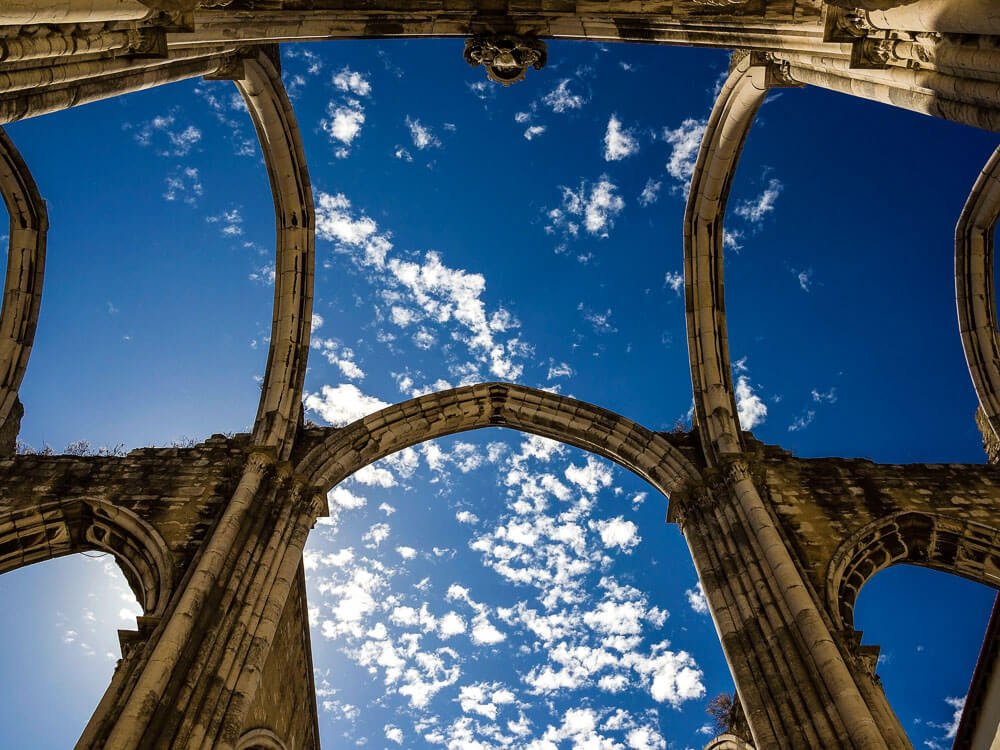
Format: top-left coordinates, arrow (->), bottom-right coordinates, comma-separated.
463,34 -> 547,86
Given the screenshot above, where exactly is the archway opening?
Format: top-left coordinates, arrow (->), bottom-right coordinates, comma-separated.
0,553 -> 142,748
7,73 -> 275,452
854,564 -> 996,749
304,432 -> 732,747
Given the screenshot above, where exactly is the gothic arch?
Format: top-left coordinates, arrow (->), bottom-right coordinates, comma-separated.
236,727 -> 288,750
0,497 -> 174,616
684,53 -> 796,466
956,146 -> 1000,453
237,50 -> 315,462
0,127 -> 46,435
826,510 -> 1000,632
295,382 -> 703,498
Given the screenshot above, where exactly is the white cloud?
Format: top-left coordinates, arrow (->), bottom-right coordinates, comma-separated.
735,178 -> 783,224
438,611 -> 467,639
579,305 -> 617,335
565,456 -> 613,494
593,517 -> 640,551
314,191 -> 391,267
663,118 -> 706,190
547,362 -> 573,380
206,208 -> 243,237
163,166 -> 202,205
664,271 -> 683,294
542,79 -> 585,112
131,113 -> 202,157
351,464 -> 396,487
733,358 -> 767,430
524,125 -> 546,140
322,102 -> 365,156
788,409 -> 815,432
638,179 -> 661,206
603,115 -> 638,161
685,582 -> 709,614
723,229 -> 744,252
304,384 -> 390,427
329,486 -> 366,510
547,178 -> 625,240
406,116 -> 440,150
812,387 -> 837,403
332,67 -> 372,96
384,725 -> 403,744
796,268 -> 813,291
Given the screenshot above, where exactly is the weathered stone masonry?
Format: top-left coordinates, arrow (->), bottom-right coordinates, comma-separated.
2,1 -> 1000,748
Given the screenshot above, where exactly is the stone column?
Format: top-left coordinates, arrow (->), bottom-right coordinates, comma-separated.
674,459 -> 910,749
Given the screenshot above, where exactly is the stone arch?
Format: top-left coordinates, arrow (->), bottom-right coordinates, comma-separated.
827,510 -> 1000,632
0,497 -> 173,617
683,52 -> 796,466
295,382 -> 703,498
235,727 -> 288,750
956,145 -> 1000,457
0,127 -> 46,438
237,49 -> 315,463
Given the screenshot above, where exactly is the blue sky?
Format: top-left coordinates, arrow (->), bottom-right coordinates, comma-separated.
0,38 -> 996,749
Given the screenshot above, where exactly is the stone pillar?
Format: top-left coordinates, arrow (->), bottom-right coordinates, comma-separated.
673,458 -> 910,749
77,451 -> 324,749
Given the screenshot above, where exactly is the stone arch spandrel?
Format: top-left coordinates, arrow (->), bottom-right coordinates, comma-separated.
684,52 -> 798,466
295,382 -> 703,499
0,497 -> 173,617
237,49 -> 315,463
755,448 -> 1000,626
827,510 -> 1000,631
956,145 -> 1000,460
0,127 -> 46,445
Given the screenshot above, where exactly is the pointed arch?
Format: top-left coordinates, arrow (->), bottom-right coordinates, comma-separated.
0,497 -> 174,617
956,146 -> 1000,458
684,53 -> 796,465
237,49 -> 315,462
295,382 -> 702,499
827,510 -> 1000,632
0,127 -> 46,439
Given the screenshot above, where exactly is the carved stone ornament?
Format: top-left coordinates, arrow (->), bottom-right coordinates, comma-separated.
463,34 -> 547,86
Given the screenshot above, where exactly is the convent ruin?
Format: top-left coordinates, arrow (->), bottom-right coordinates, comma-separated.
0,1 -> 999,747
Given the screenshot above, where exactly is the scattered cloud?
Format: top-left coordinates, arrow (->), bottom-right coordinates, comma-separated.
733,357 -> 767,430
546,177 -> 625,241
206,208 -> 243,237
578,304 -> 617,335
686,583 -> 709,614
304,384 -> 390,427
795,267 -> 813,291
162,166 -> 202,205
735,178 -> 783,224
542,79 -> 586,113
333,67 -> 372,96
129,113 -> 202,157
788,410 -> 815,432
638,179 -> 661,207
321,68 -> 372,158
524,125 -> 546,141
664,271 -> 684,295
406,117 -> 441,150
603,115 -> 639,161
663,118 -> 706,192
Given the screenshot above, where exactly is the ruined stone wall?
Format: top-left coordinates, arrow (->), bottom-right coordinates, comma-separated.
0,436 -> 247,572
757,441 -> 1000,629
